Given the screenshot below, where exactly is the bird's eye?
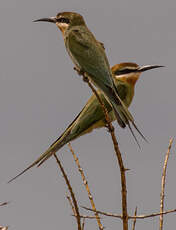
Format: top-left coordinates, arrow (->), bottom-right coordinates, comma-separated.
57,17 -> 70,24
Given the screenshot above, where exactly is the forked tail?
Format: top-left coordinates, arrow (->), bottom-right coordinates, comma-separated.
111,94 -> 148,147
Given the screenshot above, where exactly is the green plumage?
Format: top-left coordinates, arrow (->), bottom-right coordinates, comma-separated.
9,11 -> 163,182
8,68 -> 135,183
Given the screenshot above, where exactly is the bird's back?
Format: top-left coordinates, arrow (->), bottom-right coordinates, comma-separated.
65,25 -> 114,89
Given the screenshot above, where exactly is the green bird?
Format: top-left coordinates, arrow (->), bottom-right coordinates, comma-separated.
8,62 -> 162,183
33,12 -> 146,142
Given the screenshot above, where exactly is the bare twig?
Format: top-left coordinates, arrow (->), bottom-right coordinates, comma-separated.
130,208 -> 176,219
54,154 -> 81,230
67,196 -> 98,220
82,206 -> 122,219
77,70 -> 128,230
66,194 -> 77,217
160,138 -> 173,230
72,215 -> 99,219
132,207 -> 137,230
82,206 -> 176,220
68,143 -> 104,230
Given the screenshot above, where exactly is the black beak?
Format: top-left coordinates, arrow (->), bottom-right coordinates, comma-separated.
137,65 -> 165,72
33,17 -> 57,23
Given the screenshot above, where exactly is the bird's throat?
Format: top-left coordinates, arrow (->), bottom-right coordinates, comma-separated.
57,23 -> 69,36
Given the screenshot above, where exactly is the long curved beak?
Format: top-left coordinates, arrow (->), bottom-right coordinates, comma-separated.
138,65 -> 165,72
33,17 -> 57,23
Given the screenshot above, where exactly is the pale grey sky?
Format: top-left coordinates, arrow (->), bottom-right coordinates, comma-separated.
0,0 -> 176,229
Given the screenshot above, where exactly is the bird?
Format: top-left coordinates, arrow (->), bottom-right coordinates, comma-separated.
33,11 -> 146,142
8,62 -> 163,183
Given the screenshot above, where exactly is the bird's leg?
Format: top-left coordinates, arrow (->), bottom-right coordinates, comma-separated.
73,66 -> 89,83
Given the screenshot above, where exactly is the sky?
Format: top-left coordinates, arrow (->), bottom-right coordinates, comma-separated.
0,0 -> 176,229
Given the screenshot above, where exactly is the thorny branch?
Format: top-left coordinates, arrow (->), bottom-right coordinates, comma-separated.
82,206 -> 176,220
75,68 -> 129,230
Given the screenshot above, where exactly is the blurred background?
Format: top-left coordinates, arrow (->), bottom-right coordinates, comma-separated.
0,0 -> 175,229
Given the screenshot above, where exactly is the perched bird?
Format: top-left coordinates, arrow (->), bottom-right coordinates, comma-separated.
33,12 -> 146,142
8,63 -> 162,183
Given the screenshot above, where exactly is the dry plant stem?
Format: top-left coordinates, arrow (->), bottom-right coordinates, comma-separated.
81,73 -> 128,230
73,215 -> 100,219
83,206 -> 176,220
68,143 -> 104,230
131,209 -> 176,219
160,138 -> 173,230
67,195 -> 97,219
132,207 -> 137,230
82,206 -> 122,218
54,154 -> 81,230
66,194 -> 77,217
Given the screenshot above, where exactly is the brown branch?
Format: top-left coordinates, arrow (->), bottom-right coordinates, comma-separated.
54,154 -> 81,230
160,138 -> 173,230
67,195 -> 98,220
72,215 -> 100,219
68,143 -> 104,230
130,208 -> 176,219
66,194 -> 77,217
82,206 -> 176,220
82,206 -> 122,219
132,207 -> 137,230
77,70 -> 128,230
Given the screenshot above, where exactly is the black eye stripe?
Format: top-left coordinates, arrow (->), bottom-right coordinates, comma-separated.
114,68 -> 138,75
57,18 -> 70,24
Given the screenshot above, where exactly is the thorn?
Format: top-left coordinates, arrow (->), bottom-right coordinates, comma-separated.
124,168 -> 131,172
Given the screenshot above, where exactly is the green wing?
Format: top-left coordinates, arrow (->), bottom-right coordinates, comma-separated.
66,27 -> 114,89
53,81 -> 129,144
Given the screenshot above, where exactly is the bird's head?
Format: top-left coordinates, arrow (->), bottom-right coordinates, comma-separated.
112,62 -> 164,86
34,12 -> 85,35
